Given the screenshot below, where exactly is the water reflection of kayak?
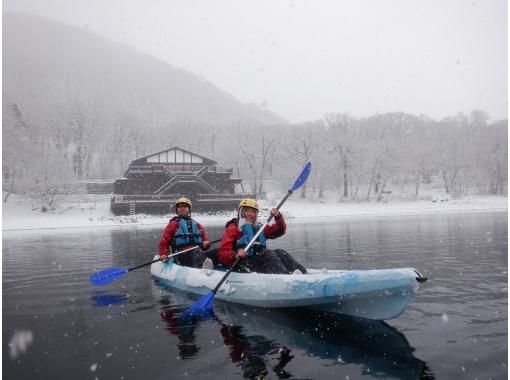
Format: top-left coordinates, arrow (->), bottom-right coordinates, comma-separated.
151,258 -> 427,320
217,303 -> 435,380
155,285 -> 435,380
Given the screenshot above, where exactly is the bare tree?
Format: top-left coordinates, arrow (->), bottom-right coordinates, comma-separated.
283,122 -> 320,198
3,101 -> 75,205
234,126 -> 276,197
433,116 -> 470,194
2,103 -> 32,201
47,100 -> 99,179
257,136 -> 276,195
325,113 -> 359,199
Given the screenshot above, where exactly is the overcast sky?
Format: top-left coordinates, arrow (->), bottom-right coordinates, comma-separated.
3,0 -> 508,123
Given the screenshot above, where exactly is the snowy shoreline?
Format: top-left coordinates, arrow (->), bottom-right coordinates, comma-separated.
2,195 -> 507,233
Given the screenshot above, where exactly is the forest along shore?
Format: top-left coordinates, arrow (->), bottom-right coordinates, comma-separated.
2,195 -> 507,232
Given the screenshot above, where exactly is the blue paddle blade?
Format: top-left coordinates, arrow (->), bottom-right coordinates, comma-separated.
291,162 -> 312,192
90,268 -> 128,286
188,291 -> 215,313
91,293 -> 129,307
180,304 -> 216,320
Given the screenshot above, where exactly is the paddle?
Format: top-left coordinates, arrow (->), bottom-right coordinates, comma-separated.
187,162 -> 312,314
90,239 -> 220,286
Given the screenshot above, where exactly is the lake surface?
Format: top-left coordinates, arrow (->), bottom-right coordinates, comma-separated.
3,212 -> 507,379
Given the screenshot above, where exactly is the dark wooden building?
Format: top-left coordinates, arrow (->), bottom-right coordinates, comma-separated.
111,146 -> 252,215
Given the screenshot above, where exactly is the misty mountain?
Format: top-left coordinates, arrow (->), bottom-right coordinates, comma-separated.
2,12 -> 287,128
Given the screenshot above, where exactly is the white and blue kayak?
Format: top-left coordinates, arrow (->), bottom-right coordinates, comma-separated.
151,257 -> 427,320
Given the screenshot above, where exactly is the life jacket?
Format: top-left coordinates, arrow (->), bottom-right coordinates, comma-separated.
236,222 -> 267,257
170,216 -> 203,250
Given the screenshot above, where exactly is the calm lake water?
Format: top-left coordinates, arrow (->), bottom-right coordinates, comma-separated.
3,212 -> 507,379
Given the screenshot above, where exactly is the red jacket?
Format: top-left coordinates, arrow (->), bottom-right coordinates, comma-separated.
218,215 -> 286,267
159,217 -> 208,256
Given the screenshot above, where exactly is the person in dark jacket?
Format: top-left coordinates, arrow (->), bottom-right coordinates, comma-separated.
159,197 -> 211,268
218,198 -> 306,274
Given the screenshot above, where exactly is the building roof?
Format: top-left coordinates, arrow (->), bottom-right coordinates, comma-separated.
131,146 -> 217,166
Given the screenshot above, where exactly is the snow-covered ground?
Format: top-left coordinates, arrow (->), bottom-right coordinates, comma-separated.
1,193 -> 507,232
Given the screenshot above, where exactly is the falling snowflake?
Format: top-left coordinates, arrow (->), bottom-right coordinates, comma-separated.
9,330 -> 34,360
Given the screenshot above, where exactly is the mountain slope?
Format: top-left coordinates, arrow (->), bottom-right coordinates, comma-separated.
2,12 -> 287,127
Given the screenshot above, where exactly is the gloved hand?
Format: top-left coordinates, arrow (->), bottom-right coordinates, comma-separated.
236,249 -> 248,259
201,240 -> 210,250
270,208 -> 281,218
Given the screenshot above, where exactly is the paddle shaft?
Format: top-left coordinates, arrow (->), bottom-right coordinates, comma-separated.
128,238 -> 221,272
212,191 -> 293,294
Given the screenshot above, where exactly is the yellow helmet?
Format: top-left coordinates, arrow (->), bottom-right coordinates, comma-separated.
175,197 -> 192,212
238,198 -> 259,211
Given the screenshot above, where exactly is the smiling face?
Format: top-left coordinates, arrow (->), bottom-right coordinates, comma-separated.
176,203 -> 190,217
240,206 -> 258,224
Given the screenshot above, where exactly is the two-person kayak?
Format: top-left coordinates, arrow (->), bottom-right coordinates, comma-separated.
151,257 -> 427,320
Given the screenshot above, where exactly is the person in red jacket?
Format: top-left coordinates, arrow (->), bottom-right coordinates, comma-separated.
159,197 -> 211,268
218,198 -> 306,274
